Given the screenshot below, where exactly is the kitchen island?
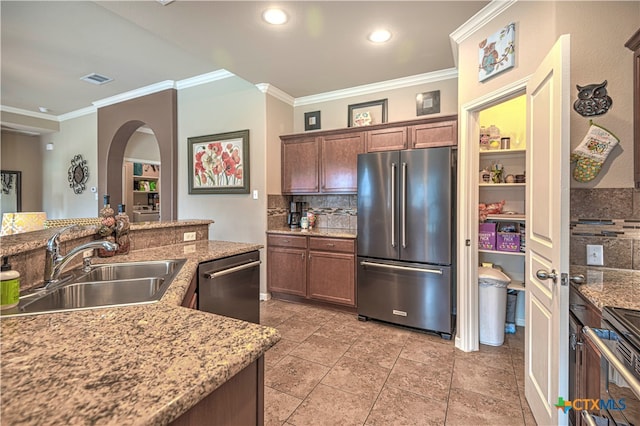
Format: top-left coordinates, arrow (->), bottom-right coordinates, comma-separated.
1,240 -> 280,425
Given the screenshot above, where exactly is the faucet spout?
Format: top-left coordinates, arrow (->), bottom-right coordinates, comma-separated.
44,226 -> 118,287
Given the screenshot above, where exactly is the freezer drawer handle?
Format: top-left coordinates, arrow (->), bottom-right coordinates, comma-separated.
204,260 -> 262,279
359,261 -> 443,275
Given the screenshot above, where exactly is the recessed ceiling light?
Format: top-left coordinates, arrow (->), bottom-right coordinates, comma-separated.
262,8 -> 288,25
368,29 -> 392,43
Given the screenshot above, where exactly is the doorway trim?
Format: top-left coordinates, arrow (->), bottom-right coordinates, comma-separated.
456,76 -> 530,352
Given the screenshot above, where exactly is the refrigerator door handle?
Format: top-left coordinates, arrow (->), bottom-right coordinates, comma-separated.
360,260 -> 443,275
391,162 -> 397,248
402,162 -> 407,249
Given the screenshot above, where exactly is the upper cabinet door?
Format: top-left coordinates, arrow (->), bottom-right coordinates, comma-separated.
409,119 -> 457,149
366,126 -> 408,152
320,132 -> 366,193
282,136 -> 319,194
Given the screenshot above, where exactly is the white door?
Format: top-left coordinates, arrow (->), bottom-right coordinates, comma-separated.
525,34 -> 571,426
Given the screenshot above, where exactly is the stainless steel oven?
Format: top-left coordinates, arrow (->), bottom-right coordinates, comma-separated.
582,306 -> 640,426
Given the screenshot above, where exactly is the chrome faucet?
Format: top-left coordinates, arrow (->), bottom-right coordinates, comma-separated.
43,225 -> 118,286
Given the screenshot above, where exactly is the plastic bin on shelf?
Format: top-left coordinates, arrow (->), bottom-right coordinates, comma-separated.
478,267 -> 511,346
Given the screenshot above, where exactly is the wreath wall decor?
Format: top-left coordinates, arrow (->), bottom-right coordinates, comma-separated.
68,154 -> 89,194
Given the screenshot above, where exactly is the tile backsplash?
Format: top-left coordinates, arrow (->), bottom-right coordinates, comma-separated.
570,188 -> 640,270
267,194 -> 357,230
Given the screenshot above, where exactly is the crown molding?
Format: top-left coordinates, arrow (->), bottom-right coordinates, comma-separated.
256,83 -> 295,106
449,0 -> 517,66
58,106 -> 97,122
92,80 -> 176,109
294,68 -> 458,107
0,105 -> 60,121
176,69 -> 234,90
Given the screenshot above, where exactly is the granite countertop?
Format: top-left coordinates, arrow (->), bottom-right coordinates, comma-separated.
570,265 -> 640,311
1,239 -> 280,426
0,219 -> 214,257
267,226 -> 357,239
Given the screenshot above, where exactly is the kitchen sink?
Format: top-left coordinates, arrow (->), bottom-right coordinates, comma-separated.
73,260 -> 181,283
1,259 -> 186,318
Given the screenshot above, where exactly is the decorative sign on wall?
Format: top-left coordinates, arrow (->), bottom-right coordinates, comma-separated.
573,80 -> 613,117
416,90 -> 441,116
478,22 -> 516,82
68,154 -> 89,194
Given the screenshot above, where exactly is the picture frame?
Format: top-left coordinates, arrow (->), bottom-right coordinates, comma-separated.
348,99 -> 388,127
478,22 -> 516,82
304,111 -> 321,131
188,130 -> 250,194
416,90 -> 441,116
1,170 -> 22,215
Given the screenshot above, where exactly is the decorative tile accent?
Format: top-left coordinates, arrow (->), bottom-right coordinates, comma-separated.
570,188 -> 638,220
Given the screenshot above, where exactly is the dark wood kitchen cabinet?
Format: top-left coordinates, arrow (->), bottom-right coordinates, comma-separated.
320,132 -> 365,193
181,274 -> 198,309
282,136 -> 319,193
267,233 -> 356,308
409,119 -> 457,148
569,284 -> 602,426
280,115 -> 457,194
625,28 -> 640,188
308,237 -> 356,307
266,234 -> 308,297
366,126 -> 408,152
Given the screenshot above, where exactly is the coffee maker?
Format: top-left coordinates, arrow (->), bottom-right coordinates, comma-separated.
287,201 -> 305,228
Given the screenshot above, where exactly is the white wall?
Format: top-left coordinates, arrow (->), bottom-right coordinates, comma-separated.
0,131 -> 43,212
41,113 -> 99,219
177,76 -> 269,292
266,95 -> 293,195
124,130 -> 161,163
293,77 -> 459,133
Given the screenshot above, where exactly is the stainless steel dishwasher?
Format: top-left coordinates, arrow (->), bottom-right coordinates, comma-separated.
198,251 -> 261,324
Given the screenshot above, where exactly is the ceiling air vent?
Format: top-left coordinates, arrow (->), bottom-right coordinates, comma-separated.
80,73 -> 113,85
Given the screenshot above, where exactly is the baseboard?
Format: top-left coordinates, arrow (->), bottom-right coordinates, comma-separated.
259,292 -> 271,301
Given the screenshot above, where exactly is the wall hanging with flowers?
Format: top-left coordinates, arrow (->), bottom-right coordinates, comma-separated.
187,130 -> 250,194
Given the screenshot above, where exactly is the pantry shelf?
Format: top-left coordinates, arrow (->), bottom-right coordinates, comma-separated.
479,249 -> 525,257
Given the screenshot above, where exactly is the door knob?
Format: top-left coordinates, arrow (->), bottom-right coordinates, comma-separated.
536,269 -> 558,283
570,274 -> 585,284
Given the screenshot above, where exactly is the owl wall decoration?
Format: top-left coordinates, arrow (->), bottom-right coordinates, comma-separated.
573,80 -> 613,117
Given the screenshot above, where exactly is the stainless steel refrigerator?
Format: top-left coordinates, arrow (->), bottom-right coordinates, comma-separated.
357,147 -> 455,338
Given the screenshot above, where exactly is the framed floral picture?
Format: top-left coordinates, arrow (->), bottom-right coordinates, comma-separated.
188,130 -> 250,194
348,99 -> 388,127
478,22 -> 516,82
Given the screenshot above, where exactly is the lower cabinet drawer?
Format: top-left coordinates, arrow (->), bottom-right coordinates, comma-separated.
309,237 -> 355,253
267,234 -> 308,249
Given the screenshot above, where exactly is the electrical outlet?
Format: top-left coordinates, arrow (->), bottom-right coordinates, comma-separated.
586,244 -> 604,266
183,232 -> 196,242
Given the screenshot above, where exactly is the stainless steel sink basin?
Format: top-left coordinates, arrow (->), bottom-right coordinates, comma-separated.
1,259 -> 186,318
73,260 -> 181,283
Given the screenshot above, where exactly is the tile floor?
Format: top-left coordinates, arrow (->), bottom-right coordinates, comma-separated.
260,298 -> 537,426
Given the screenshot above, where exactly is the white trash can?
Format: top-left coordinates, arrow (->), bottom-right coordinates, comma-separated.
478,276 -> 509,346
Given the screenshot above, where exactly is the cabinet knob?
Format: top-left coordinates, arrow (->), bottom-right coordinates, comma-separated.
283,239 -> 290,243
326,243 -> 335,247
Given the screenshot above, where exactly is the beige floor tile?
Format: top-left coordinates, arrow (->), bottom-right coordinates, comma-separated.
364,320 -> 413,345
264,386 -> 303,426
275,317 -> 322,342
445,387 -> 525,425
321,356 -> 390,401
343,334 -> 403,370
265,338 -> 300,369
265,355 -> 330,400
451,358 -> 519,403
454,342 -> 515,372
288,384 -> 372,426
292,305 -> 339,324
313,317 -> 368,345
261,308 -> 297,327
289,335 -> 350,367
386,357 -> 453,402
400,335 -> 456,367
365,385 -> 448,426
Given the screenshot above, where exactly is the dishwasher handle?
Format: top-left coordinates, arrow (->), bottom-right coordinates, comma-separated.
203,260 -> 261,279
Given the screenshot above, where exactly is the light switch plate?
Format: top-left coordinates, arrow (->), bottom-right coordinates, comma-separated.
586,244 -> 604,266
252,190 -> 258,200
183,232 -> 196,242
